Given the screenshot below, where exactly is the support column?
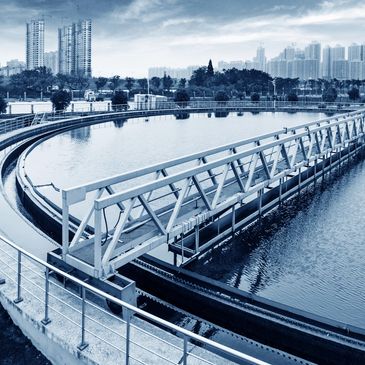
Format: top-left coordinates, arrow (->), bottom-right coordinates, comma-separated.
231,205 -> 236,235
258,188 -> 263,219
195,224 -> 199,252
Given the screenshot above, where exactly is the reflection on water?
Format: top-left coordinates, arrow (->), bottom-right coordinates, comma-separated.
190,161 -> 365,328
70,126 -> 91,142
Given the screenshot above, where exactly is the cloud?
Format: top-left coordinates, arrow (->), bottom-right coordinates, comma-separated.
113,0 -> 178,23
1,0 -> 365,76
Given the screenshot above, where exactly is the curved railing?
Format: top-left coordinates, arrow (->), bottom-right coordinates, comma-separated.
0,233 -> 269,365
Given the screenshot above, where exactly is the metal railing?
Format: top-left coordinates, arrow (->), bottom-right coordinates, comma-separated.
2,100 -> 363,138
0,114 -> 36,134
0,233 -> 269,365
5,99 -> 365,115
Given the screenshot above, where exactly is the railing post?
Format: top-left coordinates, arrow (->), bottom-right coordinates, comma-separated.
42,267 -> 51,325
125,309 -> 131,365
193,224 -> 200,252
181,233 -> 185,264
78,287 -> 88,351
232,205 -> 236,234
182,335 -> 188,365
14,251 -> 23,304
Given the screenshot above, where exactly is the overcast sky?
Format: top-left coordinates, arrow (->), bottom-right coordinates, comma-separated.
1,0 -> 365,77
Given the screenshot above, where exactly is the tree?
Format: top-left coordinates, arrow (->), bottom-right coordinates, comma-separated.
214,90 -> 229,105
207,59 -> 214,77
10,67 -> 55,97
109,76 -> 121,91
125,77 -> 135,91
50,90 -> 72,111
190,67 -> 208,87
95,77 -> 108,91
111,90 -> 128,110
137,78 -> 148,91
174,89 -> 190,107
251,92 -> 260,102
162,73 -> 173,91
178,78 -> 187,89
322,87 -> 337,102
150,77 -> 161,90
0,96 -> 7,114
70,74 -> 90,91
348,87 -> 360,101
287,92 -> 298,102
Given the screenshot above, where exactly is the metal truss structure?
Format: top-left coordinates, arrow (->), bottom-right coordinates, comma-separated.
61,109 -> 365,278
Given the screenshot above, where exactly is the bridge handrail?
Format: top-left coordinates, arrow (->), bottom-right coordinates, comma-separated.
0,232 -> 269,365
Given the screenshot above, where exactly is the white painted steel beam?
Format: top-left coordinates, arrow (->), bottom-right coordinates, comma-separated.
61,109 -> 365,278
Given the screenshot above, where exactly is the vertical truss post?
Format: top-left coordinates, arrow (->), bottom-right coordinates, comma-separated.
194,224 -> 199,252
258,189 -> 263,219
279,178 -> 283,205
94,208 -> 102,277
314,159 -> 317,185
232,205 -> 236,234
62,191 -> 70,260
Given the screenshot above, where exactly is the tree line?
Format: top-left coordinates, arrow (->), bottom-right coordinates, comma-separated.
0,60 -> 364,113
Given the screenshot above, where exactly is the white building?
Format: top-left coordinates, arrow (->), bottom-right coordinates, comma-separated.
348,44 -> 362,61
26,19 -> 44,70
349,61 -> 365,80
58,19 -> 92,77
305,42 -> 321,61
148,66 -> 199,79
134,94 -> 168,110
0,59 -> 26,77
44,51 -> 58,74
254,46 -> 266,71
332,60 -> 348,80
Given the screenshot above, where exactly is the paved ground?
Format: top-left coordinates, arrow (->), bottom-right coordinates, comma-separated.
0,304 -> 50,365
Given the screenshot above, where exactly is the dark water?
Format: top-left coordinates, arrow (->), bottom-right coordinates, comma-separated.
16,111 -> 365,328
190,160 -> 365,328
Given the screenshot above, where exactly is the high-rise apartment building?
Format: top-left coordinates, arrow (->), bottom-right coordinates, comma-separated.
305,42 -> 321,61
254,46 -> 266,71
348,43 -> 362,61
44,51 -> 58,74
58,19 -> 92,77
76,19 -> 92,77
26,19 -> 45,70
322,45 -> 346,79
332,60 -> 348,80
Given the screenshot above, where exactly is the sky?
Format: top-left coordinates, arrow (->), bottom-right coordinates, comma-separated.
1,0 -> 365,77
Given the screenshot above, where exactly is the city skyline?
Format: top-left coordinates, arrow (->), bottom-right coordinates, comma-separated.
1,0 -> 365,77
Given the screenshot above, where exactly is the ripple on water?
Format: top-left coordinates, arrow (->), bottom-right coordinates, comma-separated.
191,161 -> 365,328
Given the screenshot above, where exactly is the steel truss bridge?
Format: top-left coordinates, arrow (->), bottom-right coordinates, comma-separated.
58,108 -> 365,279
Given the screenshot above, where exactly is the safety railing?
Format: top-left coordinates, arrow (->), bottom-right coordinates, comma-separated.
0,233 -> 269,365
5,99 -> 365,116
0,114 -> 36,134
2,100 -> 363,138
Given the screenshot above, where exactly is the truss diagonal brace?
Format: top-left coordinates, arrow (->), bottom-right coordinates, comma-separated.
192,176 -> 212,210
138,195 -> 167,235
